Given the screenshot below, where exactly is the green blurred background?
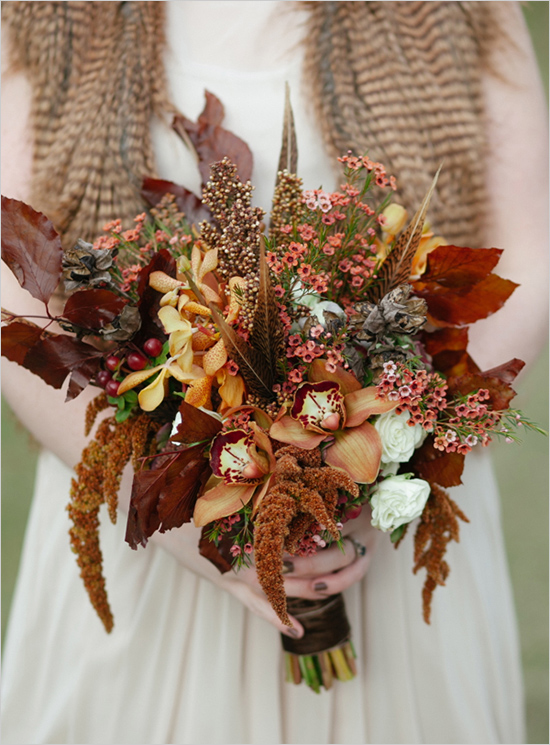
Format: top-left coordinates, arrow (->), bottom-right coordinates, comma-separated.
2,3 -> 548,742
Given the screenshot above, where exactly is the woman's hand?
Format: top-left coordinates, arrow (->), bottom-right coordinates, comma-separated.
216,506 -> 379,638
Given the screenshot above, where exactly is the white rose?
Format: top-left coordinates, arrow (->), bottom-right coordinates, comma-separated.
374,410 -> 427,464
370,474 -> 431,533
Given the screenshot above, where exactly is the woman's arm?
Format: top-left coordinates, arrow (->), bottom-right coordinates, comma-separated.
469,2 -> 548,372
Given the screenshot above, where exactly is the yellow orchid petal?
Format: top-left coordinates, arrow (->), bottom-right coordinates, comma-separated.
117,365 -> 162,395
191,244 -> 202,278
137,368 -> 169,412
227,276 -> 245,323
192,330 -> 216,351
158,306 -> 192,334
185,375 -> 213,408
203,339 -> 227,376
184,301 -> 211,317
159,289 -> 180,307
149,271 -> 183,293
200,283 -> 222,305
175,342 -> 194,373
217,370 -> 245,410
198,246 -> 218,279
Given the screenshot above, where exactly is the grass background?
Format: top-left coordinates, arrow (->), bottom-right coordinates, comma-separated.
2,3 -> 548,742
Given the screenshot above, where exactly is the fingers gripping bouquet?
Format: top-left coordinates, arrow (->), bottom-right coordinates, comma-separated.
2,92 -> 543,693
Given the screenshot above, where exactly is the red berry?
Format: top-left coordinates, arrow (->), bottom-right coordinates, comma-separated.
96,370 -> 112,387
143,337 -> 163,357
345,505 -> 363,521
106,355 -> 121,371
127,352 -> 147,371
105,379 -> 121,397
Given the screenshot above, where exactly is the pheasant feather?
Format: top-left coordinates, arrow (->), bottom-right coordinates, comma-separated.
372,167 -> 441,301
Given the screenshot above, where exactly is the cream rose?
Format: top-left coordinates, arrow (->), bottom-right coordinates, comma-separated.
370,474 -> 431,533
374,410 -> 426,464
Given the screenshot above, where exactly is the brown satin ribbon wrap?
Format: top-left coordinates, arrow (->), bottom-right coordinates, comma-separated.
281,594 -> 350,655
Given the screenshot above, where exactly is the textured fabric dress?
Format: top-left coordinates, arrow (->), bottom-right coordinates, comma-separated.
1,3 -> 525,743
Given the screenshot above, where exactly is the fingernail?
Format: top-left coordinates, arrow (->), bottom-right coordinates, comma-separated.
286,627 -> 300,638
282,560 -> 294,575
314,582 -> 328,592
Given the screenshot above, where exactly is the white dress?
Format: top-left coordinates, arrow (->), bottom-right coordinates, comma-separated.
1,4 -> 525,743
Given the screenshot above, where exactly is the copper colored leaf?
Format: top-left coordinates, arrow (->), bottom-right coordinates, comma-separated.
410,439 -> 465,487
62,289 -> 128,330
422,327 -> 480,378
414,273 -> 517,327
171,400 -> 222,445
420,245 -> 504,287
172,91 -> 253,187
22,335 -> 103,391
1,320 -> 44,365
447,358 -> 525,410
141,177 -> 210,223
1,196 -> 63,303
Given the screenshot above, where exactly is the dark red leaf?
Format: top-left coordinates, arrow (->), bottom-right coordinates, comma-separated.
414,273 -> 517,327
1,320 -> 45,365
141,177 -> 211,223
171,400 -> 223,445
62,289 -> 128,330
199,529 -> 233,574
66,357 -> 103,401
410,438 -> 465,487
447,358 -> 525,410
157,449 -> 211,529
1,196 -> 63,303
22,335 -> 103,390
172,91 -> 253,187
420,245 -> 504,288
125,445 -> 211,549
135,250 -> 176,343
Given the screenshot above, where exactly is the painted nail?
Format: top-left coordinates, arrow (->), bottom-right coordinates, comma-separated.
286,627 -> 300,638
282,560 -> 294,575
314,582 -> 328,592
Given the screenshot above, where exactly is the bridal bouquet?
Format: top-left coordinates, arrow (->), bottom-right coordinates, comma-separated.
2,93 -> 541,693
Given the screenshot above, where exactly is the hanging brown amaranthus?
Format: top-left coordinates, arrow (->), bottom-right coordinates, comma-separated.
67,398 -> 161,632
413,484 -> 470,623
254,445 -> 358,626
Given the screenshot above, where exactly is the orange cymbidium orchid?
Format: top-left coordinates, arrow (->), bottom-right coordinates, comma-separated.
269,361 -> 397,484
193,422 -> 276,527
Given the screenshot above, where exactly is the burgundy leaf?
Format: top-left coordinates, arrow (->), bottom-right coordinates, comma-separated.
22,335 -> 103,390
157,449 -> 212,529
62,289 -> 128,329
171,400 -> 223,445
172,91 -> 253,187
125,445 -> 211,549
1,320 -> 45,365
135,250 -> 177,343
1,196 -> 63,303
66,357 -> 103,401
141,177 -> 211,224
410,439 -> 465,487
